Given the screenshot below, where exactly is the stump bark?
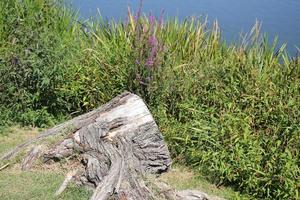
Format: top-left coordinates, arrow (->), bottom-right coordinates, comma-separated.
0,92 -> 223,200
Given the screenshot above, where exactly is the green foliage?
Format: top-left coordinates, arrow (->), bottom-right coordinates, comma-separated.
0,0 -> 299,199
150,33 -> 300,199
0,0 -> 84,125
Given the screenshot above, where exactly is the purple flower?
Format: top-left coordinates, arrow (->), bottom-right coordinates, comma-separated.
124,17 -> 129,28
134,0 -> 143,22
145,59 -> 154,67
148,14 -> 155,32
143,24 -> 148,33
145,44 -> 158,67
158,10 -> 165,28
124,8 -> 131,27
149,35 -> 158,46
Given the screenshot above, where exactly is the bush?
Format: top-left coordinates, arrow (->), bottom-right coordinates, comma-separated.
0,0 -> 80,124
153,57 -> 300,199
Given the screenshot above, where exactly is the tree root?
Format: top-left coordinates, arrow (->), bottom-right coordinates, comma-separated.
0,92 -> 224,200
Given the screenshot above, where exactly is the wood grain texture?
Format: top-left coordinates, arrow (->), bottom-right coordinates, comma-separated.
1,92 -> 222,200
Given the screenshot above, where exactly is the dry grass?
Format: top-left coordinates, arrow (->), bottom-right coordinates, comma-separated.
0,126 -> 38,155
160,165 -> 248,199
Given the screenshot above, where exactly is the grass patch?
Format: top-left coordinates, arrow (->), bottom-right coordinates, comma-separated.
0,126 -> 38,155
0,170 -> 91,200
160,165 -> 249,199
0,127 -> 92,200
0,127 -> 236,200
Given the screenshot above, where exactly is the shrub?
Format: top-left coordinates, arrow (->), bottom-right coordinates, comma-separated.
0,0 -> 84,125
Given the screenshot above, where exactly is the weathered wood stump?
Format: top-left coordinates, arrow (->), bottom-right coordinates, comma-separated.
0,92 -> 222,200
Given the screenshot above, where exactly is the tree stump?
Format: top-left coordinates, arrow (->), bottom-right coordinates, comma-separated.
0,92 -> 222,200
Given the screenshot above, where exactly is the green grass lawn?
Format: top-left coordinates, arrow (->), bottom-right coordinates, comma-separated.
0,171 -> 91,200
0,126 -> 246,200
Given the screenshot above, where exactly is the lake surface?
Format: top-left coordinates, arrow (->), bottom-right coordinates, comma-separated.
70,0 -> 300,55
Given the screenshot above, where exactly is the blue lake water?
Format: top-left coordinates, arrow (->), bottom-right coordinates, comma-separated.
69,0 -> 300,55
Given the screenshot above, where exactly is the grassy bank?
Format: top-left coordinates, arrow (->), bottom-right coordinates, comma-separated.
0,127 -> 244,200
0,0 -> 299,199
0,127 -> 92,200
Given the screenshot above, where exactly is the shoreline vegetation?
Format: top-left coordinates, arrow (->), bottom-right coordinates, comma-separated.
0,0 -> 299,199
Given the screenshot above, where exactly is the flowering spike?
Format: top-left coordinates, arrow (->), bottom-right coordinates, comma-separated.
158,10 -> 165,28
134,0 -> 143,22
148,14 -> 155,33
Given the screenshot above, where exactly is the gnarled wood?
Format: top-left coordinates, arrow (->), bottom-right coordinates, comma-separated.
21,145 -> 44,170
1,92 -> 134,161
42,92 -> 172,199
55,169 -> 78,196
1,92 -> 223,200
